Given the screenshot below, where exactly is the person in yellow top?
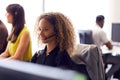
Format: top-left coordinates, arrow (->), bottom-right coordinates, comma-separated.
0,4 -> 32,61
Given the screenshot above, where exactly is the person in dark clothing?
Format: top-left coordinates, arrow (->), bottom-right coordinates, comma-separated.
31,46 -> 74,69
0,20 -> 8,54
31,12 -> 90,80
31,12 -> 76,68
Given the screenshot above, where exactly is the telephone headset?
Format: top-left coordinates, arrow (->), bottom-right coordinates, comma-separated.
44,23 -> 58,40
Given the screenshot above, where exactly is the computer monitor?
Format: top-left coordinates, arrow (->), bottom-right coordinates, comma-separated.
111,23 -> 120,42
78,30 -> 94,44
0,59 -> 86,80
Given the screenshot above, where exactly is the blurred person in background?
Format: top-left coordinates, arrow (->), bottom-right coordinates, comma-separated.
93,15 -> 120,79
92,15 -> 113,50
0,4 -> 32,61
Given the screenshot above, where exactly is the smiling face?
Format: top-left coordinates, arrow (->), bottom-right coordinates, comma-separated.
38,19 -> 56,44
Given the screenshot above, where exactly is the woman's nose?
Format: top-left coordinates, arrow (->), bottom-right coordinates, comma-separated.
38,30 -> 44,35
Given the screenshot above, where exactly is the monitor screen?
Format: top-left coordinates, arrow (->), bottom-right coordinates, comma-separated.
0,59 -> 86,80
111,23 -> 120,42
78,30 -> 93,44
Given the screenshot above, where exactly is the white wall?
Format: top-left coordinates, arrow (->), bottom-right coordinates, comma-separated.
45,0 -> 111,30
104,0 -> 120,39
45,0 -> 112,42
109,0 -> 120,22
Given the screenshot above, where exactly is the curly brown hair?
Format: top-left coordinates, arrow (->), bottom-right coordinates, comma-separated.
34,12 -> 76,55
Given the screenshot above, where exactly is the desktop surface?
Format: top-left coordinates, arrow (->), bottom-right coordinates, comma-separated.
102,43 -> 120,56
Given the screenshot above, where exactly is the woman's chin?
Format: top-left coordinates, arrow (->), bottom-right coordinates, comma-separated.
41,40 -> 48,43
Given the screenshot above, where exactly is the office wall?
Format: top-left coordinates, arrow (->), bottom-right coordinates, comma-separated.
104,0 -> 120,39
44,0 -> 113,41
45,0 -> 111,30
109,0 -> 120,23
44,0 -> 120,40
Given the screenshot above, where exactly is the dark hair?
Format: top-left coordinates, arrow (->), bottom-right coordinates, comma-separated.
6,4 -> 25,42
0,20 -> 8,53
96,15 -> 104,22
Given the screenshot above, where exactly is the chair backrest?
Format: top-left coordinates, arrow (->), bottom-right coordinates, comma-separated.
72,44 -> 105,80
78,30 -> 94,44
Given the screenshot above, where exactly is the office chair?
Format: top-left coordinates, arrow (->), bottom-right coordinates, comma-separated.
72,44 -> 105,80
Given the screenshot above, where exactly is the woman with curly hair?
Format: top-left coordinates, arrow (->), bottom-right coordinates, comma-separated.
31,12 -> 76,68
31,12 -> 91,80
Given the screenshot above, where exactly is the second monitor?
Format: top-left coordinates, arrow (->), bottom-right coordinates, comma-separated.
111,23 -> 120,42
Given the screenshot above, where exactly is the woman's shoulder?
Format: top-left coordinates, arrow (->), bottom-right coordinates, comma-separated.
19,26 -> 29,34
22,26 -> 29,32
20,26 -> 30,37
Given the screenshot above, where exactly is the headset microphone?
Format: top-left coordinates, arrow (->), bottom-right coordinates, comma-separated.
44,34 -> 56,40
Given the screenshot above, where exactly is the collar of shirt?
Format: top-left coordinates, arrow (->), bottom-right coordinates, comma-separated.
42,45 -> 60,56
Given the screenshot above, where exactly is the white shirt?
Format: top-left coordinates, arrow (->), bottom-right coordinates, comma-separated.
92,24 -> 109,48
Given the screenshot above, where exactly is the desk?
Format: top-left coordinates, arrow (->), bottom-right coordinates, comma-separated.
101,45 -> 120,79
101,46 -> 120,56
